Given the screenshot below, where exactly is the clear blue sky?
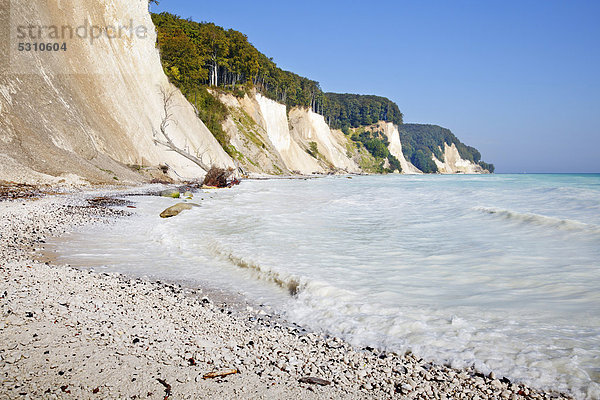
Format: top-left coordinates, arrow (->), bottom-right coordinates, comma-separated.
152,0 -> 600,173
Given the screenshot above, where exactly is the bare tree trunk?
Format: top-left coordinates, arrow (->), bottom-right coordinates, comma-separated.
153,86 -> 212,172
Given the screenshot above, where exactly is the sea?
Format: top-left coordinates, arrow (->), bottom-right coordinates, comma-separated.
53,174 -> 600,399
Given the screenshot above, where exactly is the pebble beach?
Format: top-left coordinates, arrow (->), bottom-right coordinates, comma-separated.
0,186 -> 573,399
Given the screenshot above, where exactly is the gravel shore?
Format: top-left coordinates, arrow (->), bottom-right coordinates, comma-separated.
0,188 -> 573,399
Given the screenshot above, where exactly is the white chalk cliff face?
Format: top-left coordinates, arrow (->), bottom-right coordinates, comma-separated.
247,94 -> 324,174
378,122 -> 422,174
288,108 -> 360,173
217,92 -> 289,175
0,0 -> 232,184
220,92 -> 364,174
432,143 -> 485,174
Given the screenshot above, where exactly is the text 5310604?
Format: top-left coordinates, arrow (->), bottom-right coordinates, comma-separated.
18,43 -> 67,52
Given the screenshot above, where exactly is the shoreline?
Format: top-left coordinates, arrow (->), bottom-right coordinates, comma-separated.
0,187 -> 573,399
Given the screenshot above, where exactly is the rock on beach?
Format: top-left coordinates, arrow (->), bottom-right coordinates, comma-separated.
159,202 -> 198,218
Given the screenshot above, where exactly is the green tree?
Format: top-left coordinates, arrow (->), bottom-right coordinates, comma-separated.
156,27 -> 205,85
388,155 -> 402,173
306,141 -> 319,158
412,149 -> 438,173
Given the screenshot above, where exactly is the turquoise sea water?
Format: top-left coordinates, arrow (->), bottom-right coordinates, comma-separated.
55,174 -> 600,398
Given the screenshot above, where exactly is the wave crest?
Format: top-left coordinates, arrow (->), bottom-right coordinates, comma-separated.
475,207 -> 600,233
210,245 -> 303,296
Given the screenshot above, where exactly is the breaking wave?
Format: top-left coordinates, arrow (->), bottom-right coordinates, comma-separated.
209,244 -> 304,296
475,207 -> 600,233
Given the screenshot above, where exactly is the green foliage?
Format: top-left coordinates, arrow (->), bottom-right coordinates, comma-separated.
306,141 -> 319,158
364,138 -> 388,159
155,27 -> 205,85
357,151 -> 386,174
348,128 -> 399,173
478,161 -> 495,173
399,124 -> 475,162
388,154 -> 402,173
149,14 -> 232,154
411,149 -> 438,173
323,93 -> 403,129
151,12 -> 323,110
191,87 -> 230,152
232,87 -> 246,98
231,108 -> 266,149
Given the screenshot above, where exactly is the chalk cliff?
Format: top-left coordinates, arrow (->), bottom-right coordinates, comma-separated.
432,143 -> 486,174
0,0 -> 232,184
217,92 -> 289,175
288,108 -> 360,173
254,95 -> 323,175
219,92 -> 362,175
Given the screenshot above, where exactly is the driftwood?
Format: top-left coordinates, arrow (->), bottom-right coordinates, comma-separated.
298,376 -> 331,386
202,369 -> 238,379
156,378 -> 172,397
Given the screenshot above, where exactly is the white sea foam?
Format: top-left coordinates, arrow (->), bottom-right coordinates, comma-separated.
53,174 -> 600,399
475,206 -> 600,233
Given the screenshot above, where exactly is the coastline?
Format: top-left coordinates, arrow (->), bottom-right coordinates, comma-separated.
0,186 -> 573,399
